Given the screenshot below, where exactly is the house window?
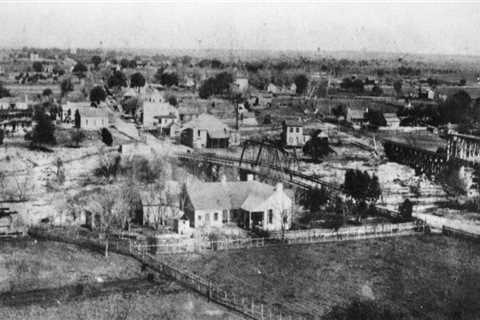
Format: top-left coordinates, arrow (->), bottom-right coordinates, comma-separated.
197,130 -> 201,137
296,127 -> 299,133
85,119 -> 88,125
214,212 -> 218,221
268,210 -> 273,224
283,215 -> 288,224
289,127 -> 293,133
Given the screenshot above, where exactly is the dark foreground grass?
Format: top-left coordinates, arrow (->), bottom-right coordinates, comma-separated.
0,289 -> 241,320
0,239 -> 142,293
168,235 -> 480,320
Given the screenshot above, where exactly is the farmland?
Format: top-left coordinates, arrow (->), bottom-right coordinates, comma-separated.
168,235 -> 480,319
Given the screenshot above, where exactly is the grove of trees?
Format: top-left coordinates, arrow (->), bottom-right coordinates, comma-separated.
198,72 -> 233,99
294,74 -> 309,95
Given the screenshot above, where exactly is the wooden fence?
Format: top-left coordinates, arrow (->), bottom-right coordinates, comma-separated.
132,237 -> 267,255
28,227 -> 305,320
131,223 -> 421,256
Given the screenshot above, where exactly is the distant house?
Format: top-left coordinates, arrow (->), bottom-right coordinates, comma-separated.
267,83 -> 280,94
345,108 -> 366,128
77,108 -> 109,130
183,178 -> 292,232
181,114 -> 239,148
234,78 -> 249,93
178,105 -> 202,123
383,113 -> 401,128
142,97 -> 179,135
282,120 -> 305,148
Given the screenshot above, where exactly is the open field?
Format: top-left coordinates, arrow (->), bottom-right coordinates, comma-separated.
0,239 -> 240,320
168,235 -> 480,319
0,289 -> 241,320
0,239 -> 141,292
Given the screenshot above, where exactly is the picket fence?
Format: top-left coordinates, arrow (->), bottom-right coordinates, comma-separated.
131,222 -> 421,256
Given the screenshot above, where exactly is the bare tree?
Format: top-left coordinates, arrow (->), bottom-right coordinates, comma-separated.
92,188 -> 128,257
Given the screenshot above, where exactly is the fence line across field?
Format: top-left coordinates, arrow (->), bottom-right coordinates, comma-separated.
130,222 -> 421,255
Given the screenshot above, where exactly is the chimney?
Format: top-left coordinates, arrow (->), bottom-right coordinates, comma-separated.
274,183 -> 283,192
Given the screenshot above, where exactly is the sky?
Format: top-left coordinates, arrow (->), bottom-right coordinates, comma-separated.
1,1 -> 480,55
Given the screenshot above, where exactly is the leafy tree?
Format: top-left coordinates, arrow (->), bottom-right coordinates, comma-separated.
90,86 -> 107,104
199,72 -> 233,99
70,129 -> 85,147
294,74 -> 309,95
344,169 -> 381,220
157,71 -> 179,87
32,61 -> 43,73
31,109 -> 56,146
302,187 -> 329,213
52,65 -> 65,76
128,59 -> 137,69
60,78 -> 74,97
91,55 -> 102,69
439,90 -> 472,124
101,128 -> 113,146
130,72 -> 145,89
107,70 -> 127,88
393,79 -> 403,97
73,62 -> 88,77
42,88 -> 53,97
366,110 -> 387,127
119,58 -> 130,69
167,95 -> 178,106
399,199 -> 413,221
74,109 -> 81,128
0,84 -> 10,98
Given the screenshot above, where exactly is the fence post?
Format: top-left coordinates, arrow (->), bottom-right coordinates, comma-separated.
261,304 -> 264,320
208,281 -> 212,302
251,298 -> 254,315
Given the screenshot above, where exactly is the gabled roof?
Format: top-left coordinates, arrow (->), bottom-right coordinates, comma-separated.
348,109 -> 365,120
78,107 -> 109,118
186,180 -> 282,211
183,114 -> 230,132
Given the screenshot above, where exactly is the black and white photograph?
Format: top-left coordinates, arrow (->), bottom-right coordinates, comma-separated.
0,1 -> 479,319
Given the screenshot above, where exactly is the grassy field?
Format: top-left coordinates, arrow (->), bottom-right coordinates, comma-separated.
0,239 -> 141,293
0,238 -> 240,320
1,286 -> 241,320
168,235 -> 480,319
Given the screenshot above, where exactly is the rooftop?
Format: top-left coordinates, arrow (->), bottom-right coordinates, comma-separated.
186,180 -> 285,211
183,113 -> 230,132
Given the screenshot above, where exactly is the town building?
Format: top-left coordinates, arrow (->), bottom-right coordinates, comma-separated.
383,113 -> 401,128
142,100 -> 179,133
282,120 -> 305,148
183,178 -> 292,232
77,108 -> 109,130
181,114 -> 239,148
345,108 -> 366,128
234,78 -> 249,93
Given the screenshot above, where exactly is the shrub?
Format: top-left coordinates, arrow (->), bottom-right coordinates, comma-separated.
101,128 -> 113,146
